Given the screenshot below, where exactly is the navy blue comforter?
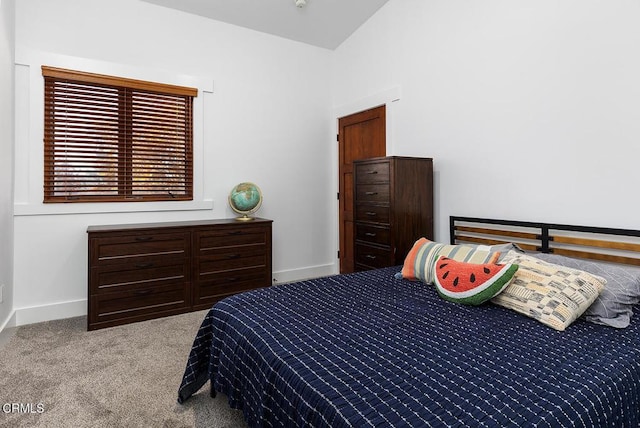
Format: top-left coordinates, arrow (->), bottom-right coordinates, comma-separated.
178,267 -> 640,427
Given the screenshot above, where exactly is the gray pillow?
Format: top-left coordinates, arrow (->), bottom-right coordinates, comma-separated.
533,253 -> 640,328
469,242 -> 525,258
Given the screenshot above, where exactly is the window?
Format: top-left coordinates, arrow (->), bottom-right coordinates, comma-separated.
42,66 -> 197,203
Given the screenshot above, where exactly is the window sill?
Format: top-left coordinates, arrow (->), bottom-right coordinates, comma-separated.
14,199 -> 214,217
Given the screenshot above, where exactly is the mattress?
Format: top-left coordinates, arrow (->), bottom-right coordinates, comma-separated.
178,266 -> 640,427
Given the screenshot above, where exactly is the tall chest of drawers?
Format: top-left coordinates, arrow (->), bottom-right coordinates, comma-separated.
353,156 -> 433,271
87,218 -> 272,330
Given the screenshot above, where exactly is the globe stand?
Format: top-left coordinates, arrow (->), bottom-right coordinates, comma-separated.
235,214 -> 254,221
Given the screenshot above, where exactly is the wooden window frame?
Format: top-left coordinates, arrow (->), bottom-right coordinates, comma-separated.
42,66 -> 197,203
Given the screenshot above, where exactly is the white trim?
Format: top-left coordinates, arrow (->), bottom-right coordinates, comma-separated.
14,299 -> 86,327
330,86 -> 402,267
333,86 -> 401,157
273,263 -> 337,284
332,86 -> 401,118
14,199 -> 214,216
14,48 -> 214,92
13,47 -> 215,217
9,264 -> 338,327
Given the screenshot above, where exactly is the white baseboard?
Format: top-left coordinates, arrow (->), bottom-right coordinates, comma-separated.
273,263 -> 337,284
6,264 -> 339,328
14,299 -> 86,327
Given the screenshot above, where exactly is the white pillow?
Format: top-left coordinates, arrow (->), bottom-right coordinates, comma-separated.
491,251 -> 607,331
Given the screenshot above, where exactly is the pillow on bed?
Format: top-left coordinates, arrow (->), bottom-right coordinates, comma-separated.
472,242 -> 526,257
491,251 -> 607,331
533,253 -> 640,328
397,238 -> 500,284
434,256 -> 519,305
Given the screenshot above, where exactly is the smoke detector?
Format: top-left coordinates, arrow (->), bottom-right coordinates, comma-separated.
295,0 -> 306,8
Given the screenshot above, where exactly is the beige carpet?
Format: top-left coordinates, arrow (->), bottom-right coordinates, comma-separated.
0,311 -> 247,428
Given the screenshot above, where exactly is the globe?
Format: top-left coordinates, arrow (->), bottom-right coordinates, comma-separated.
228,182 -> 263,221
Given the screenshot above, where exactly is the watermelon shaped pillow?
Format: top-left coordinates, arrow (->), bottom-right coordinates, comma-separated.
434,256 -> 519,305
398,238 -> 501,284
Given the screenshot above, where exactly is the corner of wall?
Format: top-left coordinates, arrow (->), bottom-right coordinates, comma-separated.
0,0 -> 16,336
0,309 -> 16,345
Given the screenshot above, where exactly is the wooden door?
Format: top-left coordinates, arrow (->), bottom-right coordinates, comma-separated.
338,105 -> 386,273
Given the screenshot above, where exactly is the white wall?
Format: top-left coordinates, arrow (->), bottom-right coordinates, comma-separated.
0,0 -> 15,332
333,0 -> 640,242
12,0 -> 334,325
13,0 -> 640,327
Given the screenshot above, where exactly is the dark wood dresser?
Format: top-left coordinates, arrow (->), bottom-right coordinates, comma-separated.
353,156 -> 433,271
87,218 -> 272,330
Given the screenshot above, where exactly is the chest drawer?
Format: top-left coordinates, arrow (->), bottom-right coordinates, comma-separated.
355,224 -> 391,247
355,162 -> 390,184
355,243 -> 393,269
355,184 -> 390,203
350,157 -> 433,273
90,232 -> 190,265
355,204 -> 390,224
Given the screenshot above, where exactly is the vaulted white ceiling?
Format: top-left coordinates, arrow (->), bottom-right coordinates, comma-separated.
141,0 -> 391,50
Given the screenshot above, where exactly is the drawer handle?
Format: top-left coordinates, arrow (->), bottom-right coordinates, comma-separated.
227,254 -> 240,259
365,255 -> 377,259
228,231 -> 243,235
365,191 -> 378,196
135,236 -> 153,242
366,171 -> 378,175
227,277 -> 238,282
134,289 -> 152,295
365,232 -> 377,237
365,212 -> 377,216
135,263 -> 154,269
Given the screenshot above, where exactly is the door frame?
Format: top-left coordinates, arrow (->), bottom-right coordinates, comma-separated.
330,87 -> 401,274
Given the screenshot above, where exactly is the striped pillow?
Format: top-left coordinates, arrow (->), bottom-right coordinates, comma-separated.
398,238 -> 501,284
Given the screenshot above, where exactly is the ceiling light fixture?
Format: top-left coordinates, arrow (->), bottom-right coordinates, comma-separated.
295,0 -> 306,8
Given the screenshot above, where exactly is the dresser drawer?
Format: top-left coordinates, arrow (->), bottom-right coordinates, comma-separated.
355,184 -> 390,203
196,228 -> 268,249
194,266 -> 269,307
355,162 -> 390,184
197,246 -> 267,274
355,224 -> 391,247
90,258 -> 190,294
90,232 -> 190,265
89,283 -> 190,328
355,243 -> 393,269
355,204 -> 390,224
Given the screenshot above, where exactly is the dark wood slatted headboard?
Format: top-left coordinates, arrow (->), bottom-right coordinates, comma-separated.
450,216 -> 640,266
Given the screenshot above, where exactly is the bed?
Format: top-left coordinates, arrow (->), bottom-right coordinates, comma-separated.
177,217 -> 640,427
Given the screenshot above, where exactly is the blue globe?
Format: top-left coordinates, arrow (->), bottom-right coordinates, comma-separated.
229,182 -> 262,220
